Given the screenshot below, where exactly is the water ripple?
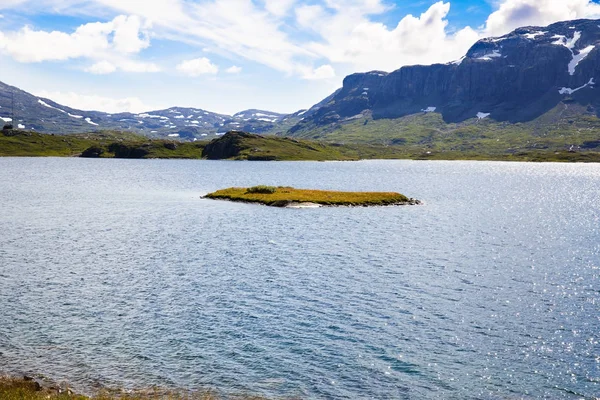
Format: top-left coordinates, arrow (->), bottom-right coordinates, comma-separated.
0,158 -> 599,399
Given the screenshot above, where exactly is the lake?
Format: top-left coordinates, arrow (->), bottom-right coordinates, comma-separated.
0,158 -> 599,399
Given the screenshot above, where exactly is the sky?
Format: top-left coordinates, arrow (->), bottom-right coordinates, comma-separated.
1,0 -> 600,115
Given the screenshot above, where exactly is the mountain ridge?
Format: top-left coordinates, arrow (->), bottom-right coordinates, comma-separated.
0,81 -> 304,139
289,18 -> 600,136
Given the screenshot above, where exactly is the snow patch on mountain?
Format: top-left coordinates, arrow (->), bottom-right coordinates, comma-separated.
477,50 -> 502,61
136,113 -> 164,119
559,78 -> 595,94
551,31 -> 593,75
38,99 -> 67,114
568,45 -> 595,75
85,117 -> 98,126
523,31 -> 546,40
552,31 -> 582,51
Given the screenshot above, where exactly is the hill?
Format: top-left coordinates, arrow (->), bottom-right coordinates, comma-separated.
0,129 -> 205,158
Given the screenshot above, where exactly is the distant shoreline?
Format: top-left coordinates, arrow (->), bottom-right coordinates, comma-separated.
2,129 -> 600,162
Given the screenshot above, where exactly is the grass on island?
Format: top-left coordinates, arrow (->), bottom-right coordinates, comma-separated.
0,376 -> 272,400
205,186 -> 416,207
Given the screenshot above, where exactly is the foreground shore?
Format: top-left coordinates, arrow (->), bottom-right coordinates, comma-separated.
0,376 -> 272,400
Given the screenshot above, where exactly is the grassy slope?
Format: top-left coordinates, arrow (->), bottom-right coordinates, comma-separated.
0,131 -> 98,157
0,130 -> 206,158
284,103 -> 600,161
3,112 -> 600,162
213,130 -> 600,162
223,135 -> 357,161
205,186 -> 413,206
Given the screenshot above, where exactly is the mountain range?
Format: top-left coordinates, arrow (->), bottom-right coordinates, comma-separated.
2,18 -> 600,151
0,80 -> 309,138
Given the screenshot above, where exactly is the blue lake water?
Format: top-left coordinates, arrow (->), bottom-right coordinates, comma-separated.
0,158 -> 599,399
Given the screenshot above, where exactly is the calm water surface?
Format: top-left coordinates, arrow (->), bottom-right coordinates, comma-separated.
0,158 -> 599,399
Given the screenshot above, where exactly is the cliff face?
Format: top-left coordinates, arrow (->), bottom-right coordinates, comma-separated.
292,19 -> 600,132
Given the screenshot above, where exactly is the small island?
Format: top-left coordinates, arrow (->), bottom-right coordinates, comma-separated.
204,186 -> 420,207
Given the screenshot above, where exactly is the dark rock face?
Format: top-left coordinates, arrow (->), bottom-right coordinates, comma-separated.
108,143 -> 150,159
292,19 -> 600,131
201,131 -> 259,159
80,146 -> 104,158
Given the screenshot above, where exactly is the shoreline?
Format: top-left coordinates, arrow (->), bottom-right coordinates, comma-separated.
2,154 -> 600,164
2,130 -> 600,163
0,374 -> 275,400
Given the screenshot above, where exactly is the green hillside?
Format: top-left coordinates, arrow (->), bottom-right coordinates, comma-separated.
0,130 -> 205,158
285,103 -> 600,160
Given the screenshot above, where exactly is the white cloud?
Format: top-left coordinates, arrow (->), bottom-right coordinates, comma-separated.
85,59 -> 160,74
301,64 -> 336,80
85,0 -> 315,76
111,15 -> 150,53
0,14 -> 157,73
298,2 -> 479,72
119,59 -> 161,73
264,0 -> 296,16
0,24 -> 110,62
485,0 -> 600,37
86,60 -> 116,74
296,4 -> 325,28
35,90 -> 155,113
176,57 -> 219,76
226,65 -> 242,74
3,0 -> 600,81
0,0 -> 27,10
321,0 -> 387,14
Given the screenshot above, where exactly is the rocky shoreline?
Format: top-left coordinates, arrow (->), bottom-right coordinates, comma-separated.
0,374 -> 272,399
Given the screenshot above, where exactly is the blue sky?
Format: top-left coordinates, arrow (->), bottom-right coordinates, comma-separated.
1,0 -> 599,115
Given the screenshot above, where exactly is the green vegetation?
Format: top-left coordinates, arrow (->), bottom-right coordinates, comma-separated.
202,132 -> 361,161
0,376 -> 271,400
0,130 -> 206,158
246,185 -> 277,194
283,105 -> 600,162
2,118 -> 600,162
204,186 -> 418,207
